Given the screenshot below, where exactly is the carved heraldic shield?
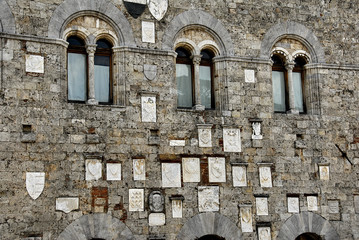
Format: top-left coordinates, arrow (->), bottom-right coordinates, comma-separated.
26,172 -> 45,200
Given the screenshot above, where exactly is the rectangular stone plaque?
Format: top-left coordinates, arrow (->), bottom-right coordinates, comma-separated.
142,21 -> 155,43
307,196 -> 318,211
86,159 -> 102,181
106,163 -> 121,181
258,227 -> 271,240
319,165 -> 330,180
256,197 -> 268,216
149,213 -> 165,226
26,54 -> 44,73
244,69 -> 255,83
133,159 -> 146,181
240,207 -> 253,232
162,163 -> 181,188
172,200 -> 183,218
208,157 -> 226,183
288,197 -> 299,213
328,200 -> 339,214
129,189 -> 144,211
56,197 -> 79,213
198,186 -> 219,212
182,158 -> 200,182
259,166 -> 272,188
141,96 -> 156,122
223,128 -> 241,152
170,140 -> 185,146
198,125 -> 212,148
354,195 -> 359,213
233,166 -> 247,187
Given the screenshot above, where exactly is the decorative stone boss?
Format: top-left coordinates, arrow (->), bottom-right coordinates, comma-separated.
149,190 -> 164,213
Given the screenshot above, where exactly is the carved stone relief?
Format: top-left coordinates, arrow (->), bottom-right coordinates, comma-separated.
142,21 -> 155,43
244,69 -> 255,83
56,197 -> 79,213
307,196 -> 318,211
252,122 -> 263,140
25,54 -> 44,73
287,197 -> 299,213
148,0 -> 168,21
240,206 -> 253,232
172,200 -> 182,218
182,158 -> 200,182
162,163 -> 181,188
198,186 -> 219,212
223,128 -> 241,152
85,159 -> 102,181
106,163 -> 121,181
129,189 -> 144,211
208,157 -> 226,183
259,166 -> 272,188
133,159 -> 146,181
328,200 -> 339,214
258,227 -> 271,240
144,64 -> 157,81
26,172 -> 45,200
256,197 -> 269,216
141,96 -> 156,122
198,125 -> 212,148
232,165 -> 247,187
149,213 -> 166,226
169,140 -> 185,146
149,191 -> 164,213
319,165 -> 330,180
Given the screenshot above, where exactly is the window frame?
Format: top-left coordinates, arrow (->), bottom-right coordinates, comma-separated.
293,57 -> 306,113
271,54 -> 289,113
200,49 -> 215,110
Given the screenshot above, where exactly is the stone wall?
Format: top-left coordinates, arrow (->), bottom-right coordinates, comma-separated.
0,0 -> 358,240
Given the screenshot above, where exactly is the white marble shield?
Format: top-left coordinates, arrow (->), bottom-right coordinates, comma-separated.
56,197 -> 79,213
106,163 -> 121,181
133,159 -> 146,180
144,64 -> 157,80
141,96 -> 156,122
148,0 -> 168,21
258,227 -> 271,240
162,163 -> 181,188
85,159 -> 102,181
233,166 -> 247,187
259,166 -> 272,188
26,172 -> 45,200
129,189 -> 144,211
319,165 -> 330,180
240,207 -> 253,232
256,197 -> 269,216
307,196 -> 318,211
208,157 -> 226,183
198,186 -> 219,212
182,158 -> 200,182
26,55 -> 44,73
288,197 -> 299,213
223,128 -> 241,152
198,127 -> 212,148
172,200 -> 183,218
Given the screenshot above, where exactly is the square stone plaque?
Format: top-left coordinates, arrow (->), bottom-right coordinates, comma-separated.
259,166 -> 272,188
56,197 -> 79,213
244,69 -> 255,83
198,126 -> 212,148
142,21 -> 155,43
319,165 -> 330,180
106,163 -> 121,181
288,197 -> 299,213
198,186 -> 219,212
162,163 -> 181,188
208,157 -> 226,183
133,159 -> 146,181
223,128 -> 241,152
182,158 -> 200,182
149,213 -> 165,226
328,200 -> 339,214
232,166 -> 247,187
26,54 -> 44,73
141,96 -> 156,122
307,196 -> 318,211
129,189 -> 144,211
85,159 -> 102,181
256,197 -> 269,216
172,199 -> 183,218
170,140 -> 185,146
240,207 -> 253,232
258,227 -> 271,240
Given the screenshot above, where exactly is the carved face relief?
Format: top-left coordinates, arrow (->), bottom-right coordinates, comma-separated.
162,163 -> 181,188
252,122 -> 263,140
85,159 -> 102,181
259,166 -> 272,188
223,128 -> 241,152
287,197 -> 299,213
133,159 -> 146,181
182,158 -> 200,182
198,186 -> 219,212
141,96 -> 156,122
258,227 -> 271,240
149,191 -> 164,213
232,166 -> 247,187
129,189 -> 144,211
256,198 -> 269,216
208,157 -> 226,183
26,172 -> 45,200
240,207 -> 253,232
172,200 -> 182,218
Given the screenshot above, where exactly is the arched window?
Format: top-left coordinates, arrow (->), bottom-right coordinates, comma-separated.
197,234 -> 225,240
293,56 -> 306,113
94,39 -> 113,104
200,49 -> 214,109
67,36 -> 87,102
295,232 -> 322,240
176,47 -> 193,108
271,54 -> 288,112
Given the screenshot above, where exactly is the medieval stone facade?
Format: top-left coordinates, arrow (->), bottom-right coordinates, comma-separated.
0,0 -> 358,239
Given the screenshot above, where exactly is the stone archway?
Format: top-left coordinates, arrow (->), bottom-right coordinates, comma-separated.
0,0 -> 15,34
177,212 -> 242,240
276,212 -> 339,240
57,213 -> 135,240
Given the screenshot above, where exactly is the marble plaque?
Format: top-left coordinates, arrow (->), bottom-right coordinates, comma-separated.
182,158 -> 200,182
307,196 -> 318,211
328,200 -> 339,214
133,159 -> 146,181
149,191 -> 164,213
198,127 -> 212,148
106,163 -> 121,181
233,166 -> 247,187
162,163 -> 181,188
258,227 -> 271,240
319,165 -> 330,180
170,140 -> 185,146
85,159 -> 102,181
149,213 -> 165,226
259,166 -> 272,188
256,197 -> 269,215
141,96 -> 156,122
172,200 -> 182,218
354,195 -> 359,213
198,186 -> 219,212
288,197 -> 299,213
142,21 -> 155,43
240,207 -> 253,232
223,128 -> 241,152
26,54 -> 44,73
129,189 -> 144,211
56,197 -> 79,213
26,172 -> 45,200
208,157 -> 226,183
252,122 -> 263,140
244,69 -> 255,83
148,0 -> 168,21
